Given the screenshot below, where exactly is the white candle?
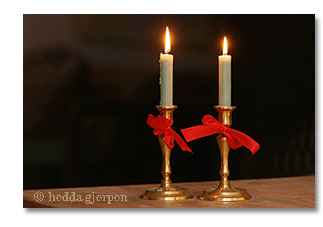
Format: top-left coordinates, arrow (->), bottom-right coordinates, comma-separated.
159,26 -> 173,107
218,36 -> 232,107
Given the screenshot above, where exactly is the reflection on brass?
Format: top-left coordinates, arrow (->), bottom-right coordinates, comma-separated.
197,106 -> 252,202
140,106 -> 193,200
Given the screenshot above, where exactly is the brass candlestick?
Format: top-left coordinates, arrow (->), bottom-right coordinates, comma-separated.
140,106 -> 193,200
197,106 -> 251,201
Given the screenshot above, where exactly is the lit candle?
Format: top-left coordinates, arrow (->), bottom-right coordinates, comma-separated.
218,36 -> 232,107
159,26 -> 173,107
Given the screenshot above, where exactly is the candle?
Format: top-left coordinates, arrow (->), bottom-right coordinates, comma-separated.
218,36 -> 232,107
159,26 -> 173,107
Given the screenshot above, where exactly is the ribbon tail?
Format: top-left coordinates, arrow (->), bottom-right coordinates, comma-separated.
180,125 -> 221,142
168,128 -> 193,153
223,132 -> 243,150
227,128 -> 260,155
163,133 -> 175,150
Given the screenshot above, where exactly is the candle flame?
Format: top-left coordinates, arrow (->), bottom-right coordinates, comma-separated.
165,26 -> 171,54
223,36 -> 228,55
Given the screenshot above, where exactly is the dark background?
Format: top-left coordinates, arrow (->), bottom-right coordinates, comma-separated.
23,14 -> 315,189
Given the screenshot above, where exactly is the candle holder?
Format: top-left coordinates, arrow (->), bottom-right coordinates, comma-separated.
140,105 -> 193,200
197,106 -> 252,202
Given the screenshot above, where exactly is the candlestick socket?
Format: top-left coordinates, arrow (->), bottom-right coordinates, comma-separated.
156,105 -> 177,121
215,106 -> 236,126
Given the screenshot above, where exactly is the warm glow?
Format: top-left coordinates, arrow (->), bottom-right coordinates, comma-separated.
223,36 -> 228,55
165,26 -> 171,54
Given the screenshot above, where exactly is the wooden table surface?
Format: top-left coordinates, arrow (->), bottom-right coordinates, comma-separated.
23,175 -> 315,208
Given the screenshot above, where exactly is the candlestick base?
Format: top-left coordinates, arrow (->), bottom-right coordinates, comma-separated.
197,186 -> 251,202
140,187 -> 193,201
140,105 -> 193,201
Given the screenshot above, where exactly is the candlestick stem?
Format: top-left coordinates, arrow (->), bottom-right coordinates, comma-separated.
197,106 -> 251,201
218,134 -> 231,190
140,106 -> 193,200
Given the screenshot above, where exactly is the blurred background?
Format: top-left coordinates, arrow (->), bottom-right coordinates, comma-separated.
23,14 -> 315,189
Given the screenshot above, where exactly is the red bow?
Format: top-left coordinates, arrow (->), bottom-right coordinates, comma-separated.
147,114 -> 193,154
180,114 -> 260,155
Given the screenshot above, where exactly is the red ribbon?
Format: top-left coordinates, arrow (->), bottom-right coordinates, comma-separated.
180,114 -> 260,155
147,114 -> 193,154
